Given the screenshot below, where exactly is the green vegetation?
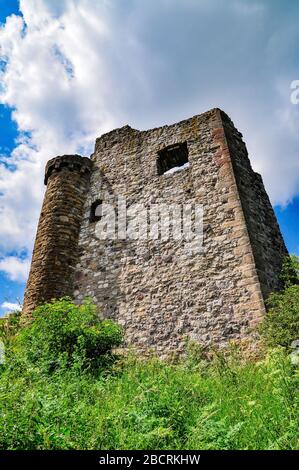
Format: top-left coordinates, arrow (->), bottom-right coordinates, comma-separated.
260,255 -> 299,349
260,285 -> 299,349
279,254 -> 299,289
0,257 -> 298,450
5,298 -> 123,372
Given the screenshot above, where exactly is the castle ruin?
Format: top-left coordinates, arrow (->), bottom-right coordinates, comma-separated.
22,108 -> 288,355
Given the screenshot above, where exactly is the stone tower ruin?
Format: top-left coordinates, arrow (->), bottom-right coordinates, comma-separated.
23,108 -> 288,355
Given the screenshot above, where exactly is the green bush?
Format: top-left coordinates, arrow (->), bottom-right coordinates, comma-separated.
280,254 -> 299,288
0,310 -> 21,345
259,256 -> 299,349
260,285 -> 299,349
2,298 -> 123,372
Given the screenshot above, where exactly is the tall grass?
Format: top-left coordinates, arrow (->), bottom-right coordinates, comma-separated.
1,295 -> 298,450
0,348 -> 298,450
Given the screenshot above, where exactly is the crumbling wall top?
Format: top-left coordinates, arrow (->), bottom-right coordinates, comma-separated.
44,154 -> 92,185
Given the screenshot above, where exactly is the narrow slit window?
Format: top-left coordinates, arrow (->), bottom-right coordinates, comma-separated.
90,199 -> 103,223
157,142 -> 189,175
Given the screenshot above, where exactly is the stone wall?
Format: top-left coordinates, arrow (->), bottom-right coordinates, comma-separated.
73,108 -> 283,355
23,108 -> 287,355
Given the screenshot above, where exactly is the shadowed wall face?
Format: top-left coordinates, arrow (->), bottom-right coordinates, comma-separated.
22,155 -> 92,317
221,113 -> 288,299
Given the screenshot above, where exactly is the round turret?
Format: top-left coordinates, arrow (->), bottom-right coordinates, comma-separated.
22,154 -> 92,317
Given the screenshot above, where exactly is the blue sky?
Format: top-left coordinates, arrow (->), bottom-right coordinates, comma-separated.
0,0 -> 298,315
0,0 -> 19,24
0,1 -> 23,312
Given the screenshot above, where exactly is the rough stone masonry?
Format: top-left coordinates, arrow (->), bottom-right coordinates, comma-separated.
23,108 -> 288,355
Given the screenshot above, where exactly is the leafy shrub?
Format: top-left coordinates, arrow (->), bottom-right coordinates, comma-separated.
259,256 -> 299,349
2,298 -> 123,371
260,285 -> 299,349
280,254 -> 299,288
0,310 -> 21,345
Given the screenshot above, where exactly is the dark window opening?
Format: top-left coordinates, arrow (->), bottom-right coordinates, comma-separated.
157,141 -> 189,175
90,199 -> 103,223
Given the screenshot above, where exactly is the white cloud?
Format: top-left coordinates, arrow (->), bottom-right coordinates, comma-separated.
0,0 -> 298,278
1,301 -> 21,312
0,256 -> 30,282
0,0 -> 150,259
